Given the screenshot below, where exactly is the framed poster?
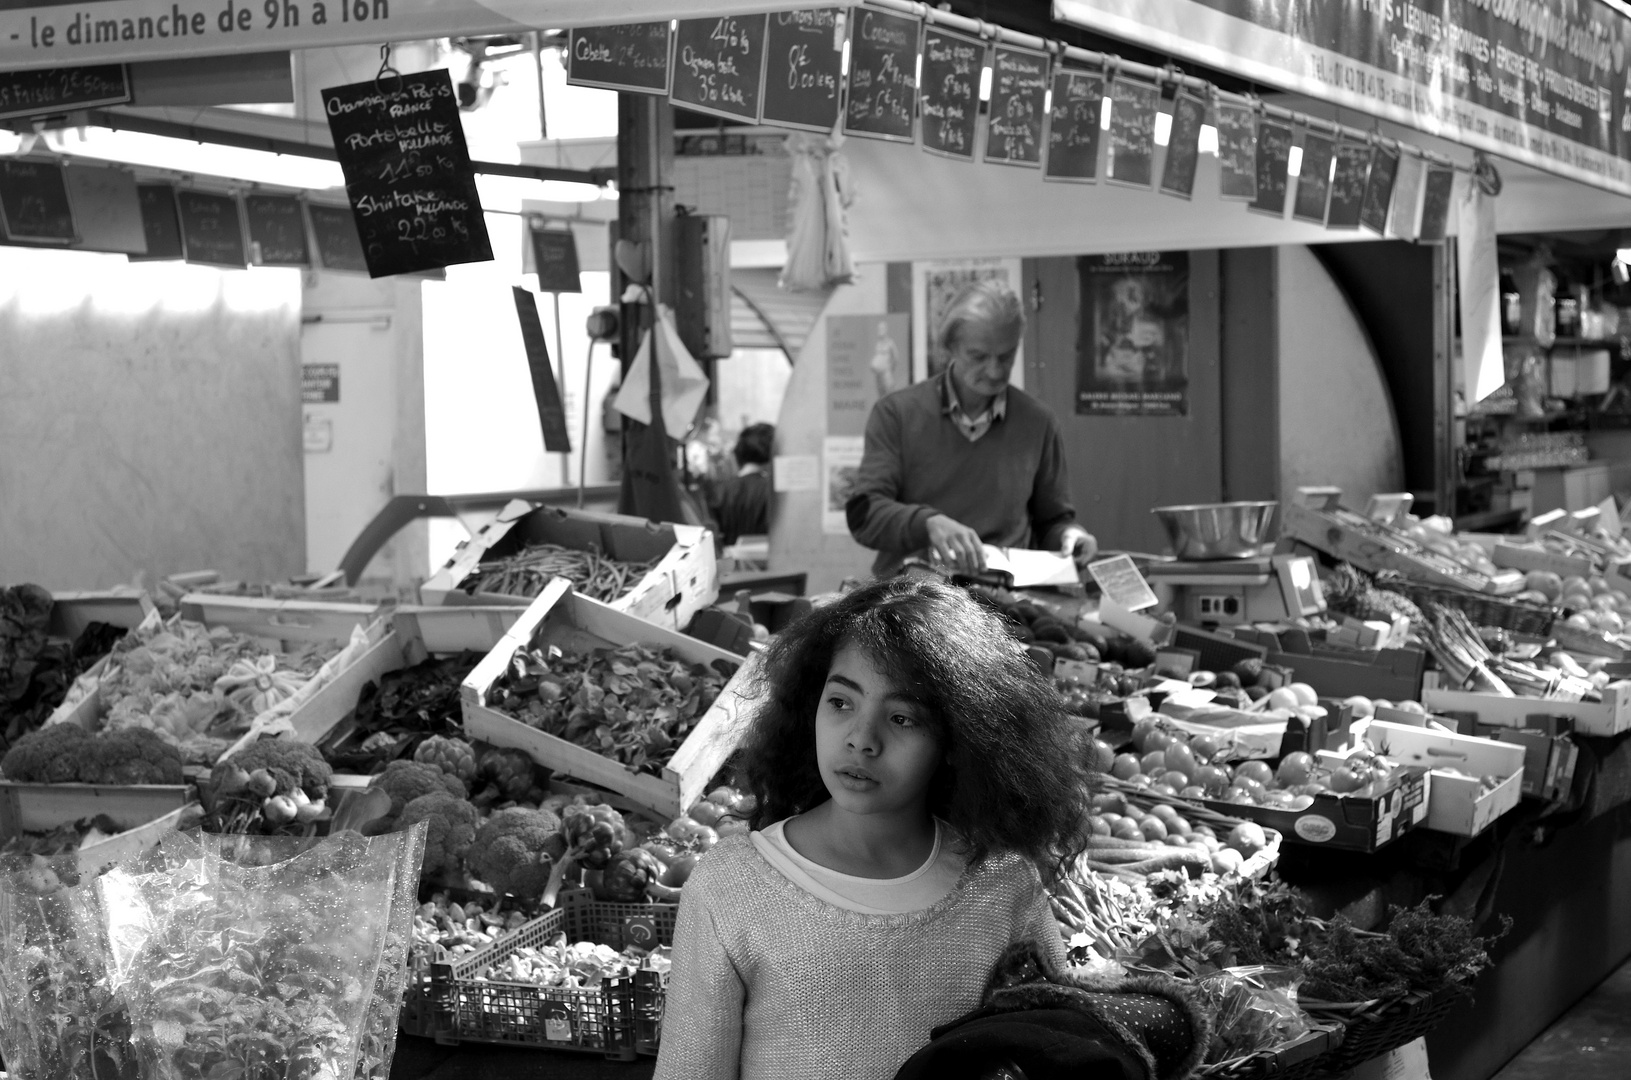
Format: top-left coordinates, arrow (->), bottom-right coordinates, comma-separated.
1076,251 -> 1190,417
909,257 -> 1024,387
827,314 -> 911,436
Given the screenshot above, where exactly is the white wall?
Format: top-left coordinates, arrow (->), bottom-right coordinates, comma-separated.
1276,245 -> 1406,503
0,250 -> 304,589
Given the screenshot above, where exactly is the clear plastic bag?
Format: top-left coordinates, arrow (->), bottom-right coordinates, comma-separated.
0,825 -> 426,1080
1196,964 -> 1312,1064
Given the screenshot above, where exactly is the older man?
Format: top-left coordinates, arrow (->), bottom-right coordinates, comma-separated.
845,280 -> 1098,577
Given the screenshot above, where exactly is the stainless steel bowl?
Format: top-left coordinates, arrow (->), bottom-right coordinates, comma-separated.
1151,502 -> 1280,560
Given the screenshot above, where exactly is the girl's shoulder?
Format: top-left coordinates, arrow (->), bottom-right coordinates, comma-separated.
681,834 -> 765,896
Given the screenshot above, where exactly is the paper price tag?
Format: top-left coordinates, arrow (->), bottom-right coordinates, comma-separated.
1055,658 -> 1098,684
543,1003 -> 573,1042
1086,555 -> 1159,612
624,915 -> 659,950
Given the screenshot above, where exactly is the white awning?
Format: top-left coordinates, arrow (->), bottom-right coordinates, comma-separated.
0,1 -> 845,72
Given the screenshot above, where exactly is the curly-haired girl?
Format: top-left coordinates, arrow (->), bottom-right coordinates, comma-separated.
654,576 -> 1102,1080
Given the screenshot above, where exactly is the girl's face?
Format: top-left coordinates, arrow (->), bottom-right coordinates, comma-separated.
814,643 -> 943,820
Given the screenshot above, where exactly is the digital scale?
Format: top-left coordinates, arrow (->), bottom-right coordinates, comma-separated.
1145,552 -> 1327,625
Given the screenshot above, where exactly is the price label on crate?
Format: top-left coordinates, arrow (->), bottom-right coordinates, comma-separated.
1055,658 -> 1098,684
543,1002 -> 574,1042
624,914 -> 659,949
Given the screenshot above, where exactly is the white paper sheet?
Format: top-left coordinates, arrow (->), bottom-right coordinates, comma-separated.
982,545 -> 1080,587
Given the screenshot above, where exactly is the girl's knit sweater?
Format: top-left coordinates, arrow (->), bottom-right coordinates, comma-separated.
652,834 -> 1066,1080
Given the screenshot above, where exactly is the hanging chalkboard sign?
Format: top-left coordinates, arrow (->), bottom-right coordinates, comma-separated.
1249,119 -> 1293,217
985,45 -> 1049,167
1159,88 -> 1206,198
918,26 -> 984,159
843,7 -> 919,142
323,69 -> 493,279
1327,141 -> 1372,229
1292,130 -> 1335,224
244,193 -> 310,267
1104,76 -> 1159,188
1044,69 -> 1103,183
0,64 -> 130,122
307,203 -> 368,272
670,15 -> 768,123
567,23 -> 672,94
130,183 -> 183,261
513,287 -> 572,453
0,159 -> 75,243
1359,145 -> 1400,234
531,227 -> 581,293
1215,96 -> 1257,201
175,190 -> 246,267
761,8 -> 844,131
1418,165 -> 1455,243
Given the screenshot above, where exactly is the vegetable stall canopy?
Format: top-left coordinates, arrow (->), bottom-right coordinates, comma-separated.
0,0 -> 849,72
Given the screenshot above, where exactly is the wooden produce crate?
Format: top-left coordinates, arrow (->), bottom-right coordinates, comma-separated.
0,780 -> 196,873
462,579 -> 752,821
48,595 -> 386,750
1264,644 -> 1427,703
1362,721 -> 1524,837
421,499 -> 718,633
44,587 -> 158,639
1422,680 -> 1631,737
1282,498 -> 1516,594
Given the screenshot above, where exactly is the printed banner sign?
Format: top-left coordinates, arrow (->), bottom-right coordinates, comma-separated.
1054,0 -> 1631,196
0,0 -> 813,72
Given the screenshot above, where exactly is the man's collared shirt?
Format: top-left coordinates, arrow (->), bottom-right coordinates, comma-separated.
941,370 -> 1007,442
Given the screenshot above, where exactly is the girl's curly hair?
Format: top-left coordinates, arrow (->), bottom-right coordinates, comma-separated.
735,576 -> 1097,880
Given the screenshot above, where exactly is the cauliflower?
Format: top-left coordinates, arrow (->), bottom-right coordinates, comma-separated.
1,724 -> 183,785
397,792 -> 481,878
468,807 -> 566,900
212,739 -> 332,800
415,735 -> 478,785
369,759 -> 467,818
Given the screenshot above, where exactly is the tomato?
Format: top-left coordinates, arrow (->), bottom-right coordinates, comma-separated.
666,816 -> 712,843
1235,760 -> 1275,788
1139,750 -> 1168,775
661,853 -> 701,887
1327,766 -> 1368,794
688,801 -> 727,827
1110,753 -> 1142,780
641,840 -> 679,866
1193,765 -> 1231,794
1275,752 -> 1314,788
1163,741 -> 1198,777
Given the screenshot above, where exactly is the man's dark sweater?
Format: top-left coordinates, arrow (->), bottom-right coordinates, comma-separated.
845,371 -> 1080,575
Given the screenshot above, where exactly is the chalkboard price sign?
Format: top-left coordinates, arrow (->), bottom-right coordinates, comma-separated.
0,64 -> 129,122
131,183 -> 183,261
1214,97 -> 1257,201
531,227 -> 582,293
670,15 -> 768,123
1359,145 -> 1400,234
0,159 -> 76,243
985,45 -> 1049,167
1105,76 -> 1159,188
843,7 -> 919,142
176,190 -> 246,268
918,27 -> 984,159
761,8 -> 843,131
323,69 -> 493,279
567,23 -> 672,95
244,194 -> 311,267
307,203 -> 368,272
1249,119 -> 1293,217
1159,88 -> 1206,198
1327,140 -> 1373,229
1292,130 -> 1335,224
513,287 -> 572,454
1418,165 -> 1455,243
1044,69 -> 1104,183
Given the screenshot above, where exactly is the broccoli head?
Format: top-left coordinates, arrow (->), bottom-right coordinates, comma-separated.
398,792 -> 481,878
1,724 -> 183,785
369,759 -> 467,818
468,807 -> 565,900
214,739 -> 332,800
1,724 -> 89,782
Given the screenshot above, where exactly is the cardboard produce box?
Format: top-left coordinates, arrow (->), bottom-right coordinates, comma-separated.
1202,767 -> 1429,852
1422,681 -> 1631,737
461,579 -> 753,820
1362,720 -> 1525,837
420,499 -> 718,633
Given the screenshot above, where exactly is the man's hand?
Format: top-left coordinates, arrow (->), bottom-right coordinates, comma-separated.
1060,526 -> 1099,568
925,514 -> 987,575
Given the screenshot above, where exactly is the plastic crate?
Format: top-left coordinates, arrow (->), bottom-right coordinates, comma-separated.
1307,988 -> 1463,1074
1375,578 -> 1554,636
421,891 -> 676,1059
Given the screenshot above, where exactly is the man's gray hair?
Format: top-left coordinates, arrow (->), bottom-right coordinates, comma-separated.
936,278 -> 1026,354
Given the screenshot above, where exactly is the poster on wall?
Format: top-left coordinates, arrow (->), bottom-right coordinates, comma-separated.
827,314 -> 911,436
822,435 -> 865,534
1076,251 -> 1190,416
910,257 -> 1025,386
